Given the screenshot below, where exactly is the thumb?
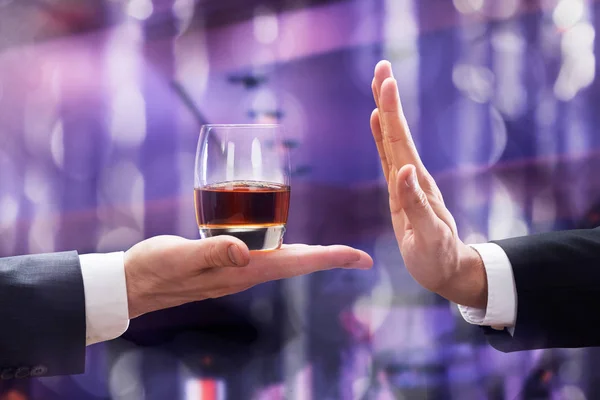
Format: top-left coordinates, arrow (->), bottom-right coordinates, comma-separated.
396,165 -> 440,238
196,236 -> 250,269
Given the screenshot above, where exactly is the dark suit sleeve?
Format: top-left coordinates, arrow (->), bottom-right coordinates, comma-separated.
481,227 -> 600,352
0,251 -> 86,379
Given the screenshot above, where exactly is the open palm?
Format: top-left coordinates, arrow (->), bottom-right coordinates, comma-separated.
370,61 -> 486,308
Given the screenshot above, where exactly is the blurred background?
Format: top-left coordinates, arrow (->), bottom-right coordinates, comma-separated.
1,0 -> 600,398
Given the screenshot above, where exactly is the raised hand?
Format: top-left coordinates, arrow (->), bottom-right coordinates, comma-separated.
124,235 -> 373,318
371,61 -> 487,308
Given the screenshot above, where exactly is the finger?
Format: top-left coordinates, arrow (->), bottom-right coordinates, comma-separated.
195,236 -> 250,269
387,167 -> 409,238
244,245 -> 373,283
373,60 -> 393,106
370,109 -> 390,181
379,77 -> 423,170
372,78 -> 381,109
395,164 -> 440,239
372,61 -> 395,174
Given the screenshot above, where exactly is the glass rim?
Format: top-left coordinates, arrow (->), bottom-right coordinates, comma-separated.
201,124 -> 282,129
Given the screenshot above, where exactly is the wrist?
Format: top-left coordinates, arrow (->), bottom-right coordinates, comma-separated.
123,249 -> 146,319
440,243 -> 488,309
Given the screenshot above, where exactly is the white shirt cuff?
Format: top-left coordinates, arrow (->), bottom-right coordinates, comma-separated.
80,252 -> 130,345
458,243 -> 517,333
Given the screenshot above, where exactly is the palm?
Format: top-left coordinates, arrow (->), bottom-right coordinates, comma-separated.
391,175 -> 460,292
370,61 -> 470,296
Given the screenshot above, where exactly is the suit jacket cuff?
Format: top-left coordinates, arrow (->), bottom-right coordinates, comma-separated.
80,252 -> 130,345
457,243 -> 517,330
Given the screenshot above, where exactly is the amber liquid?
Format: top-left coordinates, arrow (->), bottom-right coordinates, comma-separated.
194,181 -> 291,250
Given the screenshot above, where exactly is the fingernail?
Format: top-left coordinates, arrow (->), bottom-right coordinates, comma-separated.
406,168 -> 418,188
228,245 -> 243,265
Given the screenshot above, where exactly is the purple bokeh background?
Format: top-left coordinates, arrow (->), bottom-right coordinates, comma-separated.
1,0 -> 600,399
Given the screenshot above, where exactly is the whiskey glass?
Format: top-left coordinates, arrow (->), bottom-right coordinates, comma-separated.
194,124 -> 291,251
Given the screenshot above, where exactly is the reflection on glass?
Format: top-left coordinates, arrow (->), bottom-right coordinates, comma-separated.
194,124 -> 291,251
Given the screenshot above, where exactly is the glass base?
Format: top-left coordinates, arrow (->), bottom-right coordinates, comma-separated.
199,225 -> 285,251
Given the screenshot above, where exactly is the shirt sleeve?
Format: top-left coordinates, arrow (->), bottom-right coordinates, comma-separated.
457,243 -> 517,335
79,252 -> 130,345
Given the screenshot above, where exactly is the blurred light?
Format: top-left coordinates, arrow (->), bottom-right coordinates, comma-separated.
488,179 -> 529,240
510,220 -> 529,237
39,62 -> 62,102
496,86 -> 527,118
252,89 -> 277,111
488,106 -> 508,165
226,142 -> 235,181
254,7 -> 279,44
491,29 -> 525,53
110,85 -> 147,148
174,40 -> 209,99
254,114 -> 279,124
292,365 -> 312,400
173,0 -> 195,34
23,93 -> 57,156
28,213 -> 55,254
345,1 -> 383,97
99,161 -> 145,231
562,22 -> 595,53
109,351 -> 144,400
463,232 -> 488,244
24,166 -> 50,205
97,227 -> 143,253
255,384 -> 285,399
352,377 -> 371,400
127,0 -> 153,21
50,120 -> 64,168
553,0 -> 584,30
536,94 -> 557,128
185,379 -> 226,400
0,195 -> 18,231
251,137 -> 263,178
0,391 -> 26,400
275,92 -> 307,148
491,26 -> 528,119
352,264 -> 393,335
255,47 -> 276,65
532,189 -> 556,229
106,23 -> 143,90
385,0 -> 418,41
559,385 -> 586,400
452,64 -> 495,103
453,0 -> 483,14
177,152 -> 197,236
132,168 -> 145,232
494,0 -> 519,19
554,22 -> 595,101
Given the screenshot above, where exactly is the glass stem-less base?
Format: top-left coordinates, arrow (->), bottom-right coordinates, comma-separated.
199,225 -> 286,251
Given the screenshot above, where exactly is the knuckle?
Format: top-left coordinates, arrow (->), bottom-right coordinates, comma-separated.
387,134 -> 406,145
202,242 -> 227,268
412,190 -> 428,209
